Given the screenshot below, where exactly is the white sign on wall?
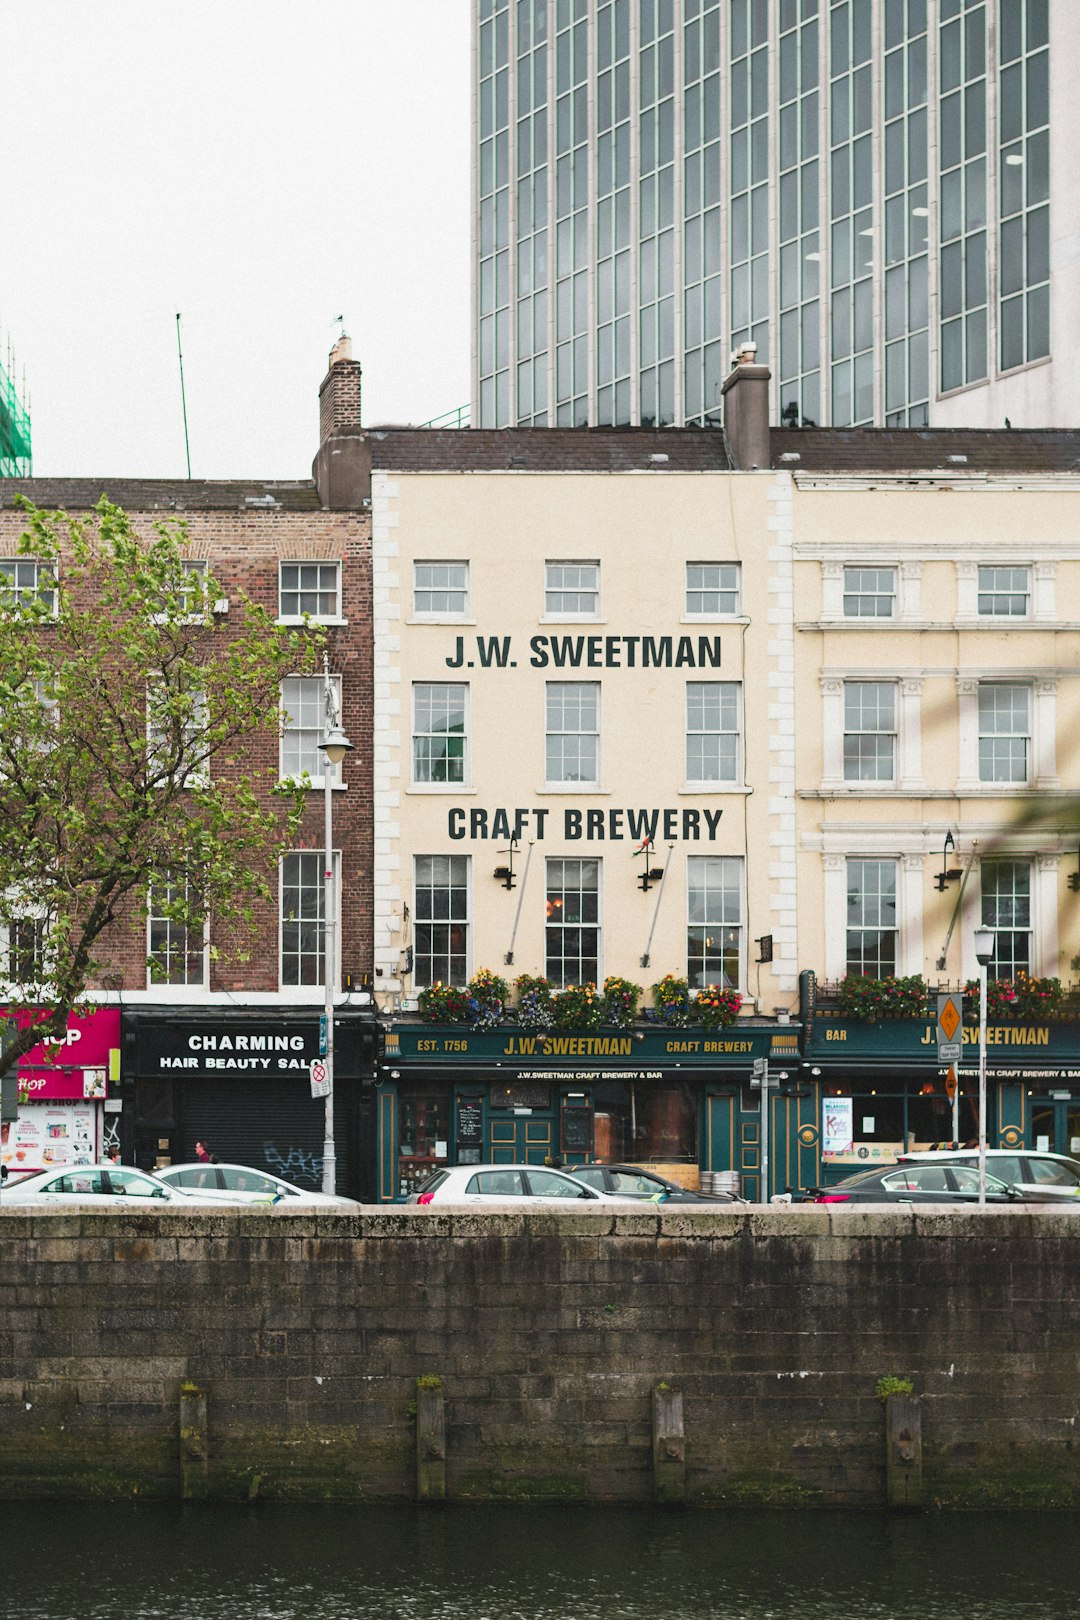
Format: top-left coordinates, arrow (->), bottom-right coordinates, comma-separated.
823,1097 -> 854,1157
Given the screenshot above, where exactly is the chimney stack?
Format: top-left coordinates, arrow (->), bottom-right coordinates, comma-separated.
721,342 -> 772,470
313,335 -> 371,509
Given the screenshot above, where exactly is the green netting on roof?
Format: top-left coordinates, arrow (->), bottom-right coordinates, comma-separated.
0,352 -> 31,476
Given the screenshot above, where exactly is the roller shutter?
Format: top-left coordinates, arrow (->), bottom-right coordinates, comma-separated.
176,1077 -> 349,1194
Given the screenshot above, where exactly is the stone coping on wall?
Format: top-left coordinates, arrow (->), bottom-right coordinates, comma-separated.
0,1204 -> 1070,1241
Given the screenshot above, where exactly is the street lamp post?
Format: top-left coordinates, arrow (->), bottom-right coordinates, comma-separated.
973,926 -> 996,1207
318,660 -> 353,1196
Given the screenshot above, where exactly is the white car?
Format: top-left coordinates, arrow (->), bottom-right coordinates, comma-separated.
0,1164 -> 236,1207
407,1162 -> 644,1206
156,1161 -> 358,1209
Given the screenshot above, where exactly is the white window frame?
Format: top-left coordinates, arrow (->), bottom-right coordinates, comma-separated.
957,676 -> 1056,791
821,675 -> 924,791
978,858 -> 1033,980
280,675 -> 344,788
976,682 -> 1031,785
842,565 -> 897,619
277,561 -> 345,625
146,874 -> 208,993
976,564 -> 1031,619
685,681 -> 742,786
544,857 -> 602,987
146,680 -> 210,788
411,682 -> 470,789
684,562 -> 741,618
412,560 -> 470,620
545,682 -> 601,788
0,557 -> 57,618
686,855 -> 744,990
0,910 -> 51,993
842,681 -> 897,784
542,560 -> 601,620
821,560 -> 921,622
843,857 -> 900,979
413,854 -> 471,988
279,849 -> 340,994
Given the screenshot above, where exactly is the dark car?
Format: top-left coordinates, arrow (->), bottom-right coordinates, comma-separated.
813,1162 -> 1027,1205
568,1163 -> 744,1204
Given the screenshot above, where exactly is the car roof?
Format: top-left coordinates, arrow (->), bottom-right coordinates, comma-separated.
899,1148 -> 1077,1162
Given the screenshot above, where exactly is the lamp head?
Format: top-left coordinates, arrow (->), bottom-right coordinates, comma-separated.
319,724 -> 353,766
973,927 -> 995,966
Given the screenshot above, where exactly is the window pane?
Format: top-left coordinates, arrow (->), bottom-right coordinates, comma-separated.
685,682 -> 739,782
843,566 -> 896,617
546,682 -> 599,782
977,564 -> 1029,616
545,858 -> 599,985
414,562 -> 468,615
843,682 -> 896,781
279,562 -> 340,619
846,859 -> 898,976
686,561 -> 740,614
413,684 -> 467,784
415,855 -> 469,986
545,559 -> 599,613
981,860 -> 1031,977
686,855 -> 742,988
978,684 -> 1029,782
281,853 -> 325,986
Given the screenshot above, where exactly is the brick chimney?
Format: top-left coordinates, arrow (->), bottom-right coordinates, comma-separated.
313,335 -> 371,509
721,342 -> 772,470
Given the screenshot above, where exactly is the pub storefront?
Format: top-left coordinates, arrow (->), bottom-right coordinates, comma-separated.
804,1010 -> 1080,1182
373,1022 -> 815,1202
120,1007 -> 381,1199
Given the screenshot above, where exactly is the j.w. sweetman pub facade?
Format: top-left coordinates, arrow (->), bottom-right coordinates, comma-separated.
5,345 -> 1080,1202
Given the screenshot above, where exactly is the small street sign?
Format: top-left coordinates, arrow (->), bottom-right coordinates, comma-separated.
750,1058 -> 779,1089
318,1014 -> 328,1057
944,1065 -> 958,1103
937,993 -> 963,1065
310,1059 -> 329,1098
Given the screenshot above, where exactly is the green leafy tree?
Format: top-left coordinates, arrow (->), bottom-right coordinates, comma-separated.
0,497 -> 321,1077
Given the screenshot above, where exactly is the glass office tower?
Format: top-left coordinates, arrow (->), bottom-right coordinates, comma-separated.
473,0 -> 1072,429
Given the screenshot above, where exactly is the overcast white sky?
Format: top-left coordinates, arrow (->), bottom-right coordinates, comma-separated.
5,1 -> 471,479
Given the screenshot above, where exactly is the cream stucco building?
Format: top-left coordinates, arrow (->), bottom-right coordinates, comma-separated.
362,378 -> 1080,1197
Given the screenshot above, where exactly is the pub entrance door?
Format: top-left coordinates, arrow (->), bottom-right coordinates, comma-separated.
488,1112 -> 554,1163
1029,1096 -> 1080,1157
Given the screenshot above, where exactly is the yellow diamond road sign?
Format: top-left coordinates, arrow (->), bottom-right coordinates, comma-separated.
938,995 -> 961,1043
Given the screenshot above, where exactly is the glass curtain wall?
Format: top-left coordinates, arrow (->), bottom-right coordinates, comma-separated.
516,0 -> 550,425
939,0 -> 988,393
883,0 -> 929,423
638,0 -> 678,424
729,0 -> 771,365
478,0 -> 512,426
596,0 -> 633,422
682,0 -> 723,424
778,0 -> 822,428
554,0 -> 591,424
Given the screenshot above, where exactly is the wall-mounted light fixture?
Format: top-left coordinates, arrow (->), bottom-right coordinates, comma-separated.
1068,847 -> 1080,893
934,831 -> 963,891
493,836 -> 519,890
636,836 -> 664,893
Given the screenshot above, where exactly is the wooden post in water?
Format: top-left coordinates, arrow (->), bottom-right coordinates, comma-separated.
652,1384 -> 686,1503
885,1394 -> 923,1510
416,1377 -> 446,1502
179,1382 -> 209,1500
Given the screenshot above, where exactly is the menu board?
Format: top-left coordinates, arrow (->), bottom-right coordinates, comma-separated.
456,1097 -> 483,1146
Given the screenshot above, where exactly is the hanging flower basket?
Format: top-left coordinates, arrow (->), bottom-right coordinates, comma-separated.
837,975 -> 929,1021
602,975 -> 641,1029
514,972 -> 556,1031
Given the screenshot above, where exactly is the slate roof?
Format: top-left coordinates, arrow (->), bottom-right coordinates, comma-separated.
769,428 -> 1080,474
367,426 -> 733,472
0,479 -> 322,513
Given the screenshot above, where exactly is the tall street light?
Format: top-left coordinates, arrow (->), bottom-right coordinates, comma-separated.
318,659 -> 352,1196
973,926 -> 996,1207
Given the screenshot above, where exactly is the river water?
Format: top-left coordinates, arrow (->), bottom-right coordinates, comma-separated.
5,1502 -> 1074,1619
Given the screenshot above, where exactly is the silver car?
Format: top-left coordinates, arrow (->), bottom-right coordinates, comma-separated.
155,1161 -> 358,1208
0,1164 -> 234,1207
407,1163 -> 641,1206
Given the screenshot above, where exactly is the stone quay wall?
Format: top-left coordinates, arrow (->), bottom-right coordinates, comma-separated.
1,1205 -> 1077,1508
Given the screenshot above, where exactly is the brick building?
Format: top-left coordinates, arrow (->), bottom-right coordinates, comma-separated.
0,342 -> 378,1197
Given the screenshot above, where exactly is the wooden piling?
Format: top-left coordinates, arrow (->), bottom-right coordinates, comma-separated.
179,1383 -> 209,1501
885,1394 -> 923,1510
415,1378 -> 446,1502
652,1384 -> 686,1503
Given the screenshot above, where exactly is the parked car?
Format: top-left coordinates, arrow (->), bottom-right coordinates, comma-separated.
407,1163 -> 642,1205
155,1162 -> 358,1209
0,1164 -> 239,1207
567,1163 -> 745,1203
812,1162 -> 1030,1205
898,1148 -> 1080,1202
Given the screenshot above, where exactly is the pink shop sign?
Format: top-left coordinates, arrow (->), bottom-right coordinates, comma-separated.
12,1008 -> 121,1098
